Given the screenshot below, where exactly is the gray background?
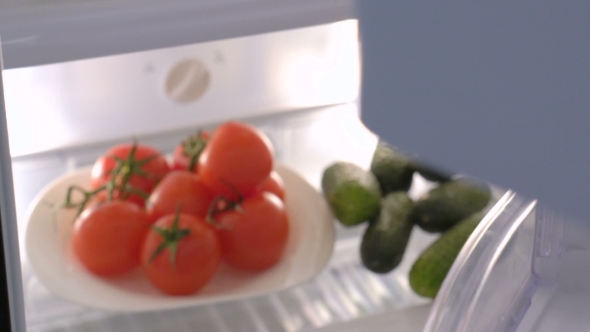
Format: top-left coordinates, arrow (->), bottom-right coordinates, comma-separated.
359,1 -> 590,222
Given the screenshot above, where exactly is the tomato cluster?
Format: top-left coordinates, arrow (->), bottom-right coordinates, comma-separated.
65,121 -> 290,296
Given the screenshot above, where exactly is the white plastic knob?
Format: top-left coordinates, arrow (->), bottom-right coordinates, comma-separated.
165,59 -> 211,104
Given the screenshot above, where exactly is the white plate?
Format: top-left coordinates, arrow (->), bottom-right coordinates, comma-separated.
24,164 -> 335,312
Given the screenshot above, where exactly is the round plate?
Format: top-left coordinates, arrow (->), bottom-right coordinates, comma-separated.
24,164 -> 335,312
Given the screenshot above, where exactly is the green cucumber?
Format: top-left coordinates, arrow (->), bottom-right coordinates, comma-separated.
321,162 -> 381,226
360,192 -> 415,274
410,179 -> 491,233
370,142 -> 414,194
409,212 -> 484,298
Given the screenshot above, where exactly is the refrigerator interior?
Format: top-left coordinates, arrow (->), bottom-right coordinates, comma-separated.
1,18 -> 452,331
7,9 -> 578,332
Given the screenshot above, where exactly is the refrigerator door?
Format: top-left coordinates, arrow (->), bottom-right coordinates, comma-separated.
358,1 -> 590,223
423,191 -> 590,332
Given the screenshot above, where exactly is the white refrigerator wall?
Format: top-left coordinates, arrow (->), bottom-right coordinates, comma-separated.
3,20 -> 360,158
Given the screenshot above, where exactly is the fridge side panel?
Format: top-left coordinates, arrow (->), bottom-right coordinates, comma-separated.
0,40 -> 26,332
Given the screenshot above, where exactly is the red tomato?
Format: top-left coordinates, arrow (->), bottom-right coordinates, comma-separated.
141,213 -> 221,295
197,121 -> 274,199
171,131 -> 210,172
215,192 -> 289,272
72,201 -> 149,277
145,171 -> 214,224
90,143 -> 170,206
250,171 -> 285,201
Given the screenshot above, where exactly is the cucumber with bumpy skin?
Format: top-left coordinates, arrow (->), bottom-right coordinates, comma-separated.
360,192 -> 414,274
322,162 -> 381,226
409,179 -> 491,233
370,142 -> 414,194
409,212 -> 484,298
